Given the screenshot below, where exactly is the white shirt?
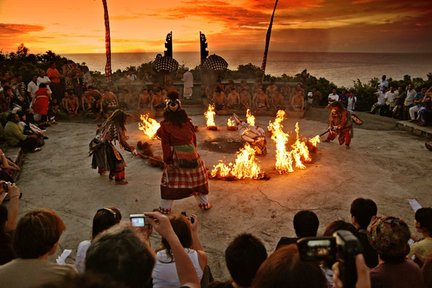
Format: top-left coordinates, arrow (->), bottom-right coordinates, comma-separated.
74,240 -> 91,273
347,96 -> 357,111
385,90 -> 397,107
182,71 -> 194,88
152,248 -> 203,288
404,88 -> 417,106
36,76 -> 52,93
328,93 -> 339,105
27,81 -> 39,98
376,91 -> 386,105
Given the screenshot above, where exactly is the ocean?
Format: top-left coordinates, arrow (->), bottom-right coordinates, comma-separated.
63,51 -> 432,88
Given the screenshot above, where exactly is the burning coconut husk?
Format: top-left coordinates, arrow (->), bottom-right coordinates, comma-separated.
204,104 -> 217,130
136,141 -> 164,168
138,113 -> 160,139
246,109 -> 255,126
210,143 -> 267,180
227,117 -> 237,131
267,110 -> 320,174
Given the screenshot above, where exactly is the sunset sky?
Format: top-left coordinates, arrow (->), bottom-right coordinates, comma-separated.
1,0 -> 432,55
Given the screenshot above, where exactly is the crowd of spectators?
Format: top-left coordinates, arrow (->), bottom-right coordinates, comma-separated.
1,191 -> 431,287
1,66 -> 432,287
367,75 -> 432,127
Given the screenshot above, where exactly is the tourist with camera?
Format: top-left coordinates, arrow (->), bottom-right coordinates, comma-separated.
152,212 -> 208,288
74,207 -> 122,273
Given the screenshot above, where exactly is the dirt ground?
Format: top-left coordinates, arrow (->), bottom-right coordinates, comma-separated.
16,107 -> 432,279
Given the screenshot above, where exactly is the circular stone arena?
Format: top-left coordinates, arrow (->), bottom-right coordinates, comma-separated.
17,108 -> 431,279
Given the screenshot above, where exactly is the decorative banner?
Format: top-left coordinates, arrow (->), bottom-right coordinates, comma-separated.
102,0 -> 112,82
261,0 -> 279,74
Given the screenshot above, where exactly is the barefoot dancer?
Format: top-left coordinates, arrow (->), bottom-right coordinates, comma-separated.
89,109 -> 137,184
156,92 -> 211,214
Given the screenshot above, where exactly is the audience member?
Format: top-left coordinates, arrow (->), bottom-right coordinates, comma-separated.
75,207 -> 122,273
378,75 -> 389,92
422,257 -> 432,288
408,207 -> 432,264
0,148 -> 20,182
152,213 -> 207,288
85,212 -> 200,288
210,233 -> 267,288
350,198 -> 379,268
3,112 -> 44,153
0,208 -> 77,287
0,181 -> 20,265
276,210 -> 319,250
368,216 -> 424,288
370,90 -> 386,115
403,83 -> 417,119
252,244 -> 327,288
327,88 -> 339,106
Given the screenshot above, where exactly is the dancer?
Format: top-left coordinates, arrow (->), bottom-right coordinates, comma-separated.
89,109 -> 137,184
156,92 -> 211,214
324,101 -> 353,149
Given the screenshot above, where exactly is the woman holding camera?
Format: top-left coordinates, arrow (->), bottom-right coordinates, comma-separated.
156,92 -> 211,214
152,213 -> 207,288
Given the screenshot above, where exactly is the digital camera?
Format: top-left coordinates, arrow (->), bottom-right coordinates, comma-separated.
130,214 -> 146,227
297,230 -> 363,288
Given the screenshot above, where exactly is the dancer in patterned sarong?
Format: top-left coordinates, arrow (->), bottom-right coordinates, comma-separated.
89,109 -> 137,185
156,92 -> 211,214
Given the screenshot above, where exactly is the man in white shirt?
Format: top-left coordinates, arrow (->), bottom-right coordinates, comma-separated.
327,88 -> 339,106
384,86 -> 398,116
370,90 -> 386,114
27,75 -> 39,99
182,68 -> 194,100
36,71 -> 52,93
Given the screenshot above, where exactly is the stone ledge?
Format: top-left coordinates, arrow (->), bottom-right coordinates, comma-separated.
396,121 -> 432,138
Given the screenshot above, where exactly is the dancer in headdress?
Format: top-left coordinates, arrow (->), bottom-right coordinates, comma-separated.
324,101 -> 353,149
156,92 -> 211,214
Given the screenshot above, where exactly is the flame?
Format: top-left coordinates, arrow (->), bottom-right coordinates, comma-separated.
308,135 -> 321,147
246,109 -> 255,126
267,110 -> 320,174
268,110 -> 294,173
204,104 -> 216,127
210,143 -> 262,179
227,117 -> 236,127
138,114 -> 160,139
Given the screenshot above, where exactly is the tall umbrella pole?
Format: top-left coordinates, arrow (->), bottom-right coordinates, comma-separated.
102,0 -> 112,83
261,0 -> 279,76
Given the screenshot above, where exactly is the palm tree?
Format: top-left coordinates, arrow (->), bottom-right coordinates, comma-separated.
102,0 -> 112,82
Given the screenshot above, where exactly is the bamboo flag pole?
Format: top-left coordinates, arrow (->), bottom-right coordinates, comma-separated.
102,0 -> 112,83
261,0 -> 279,76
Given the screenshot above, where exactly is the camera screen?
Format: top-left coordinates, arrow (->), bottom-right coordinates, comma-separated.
130,216 -> 145,227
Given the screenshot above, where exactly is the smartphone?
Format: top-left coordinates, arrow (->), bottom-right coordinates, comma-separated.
130,214 -> 146,227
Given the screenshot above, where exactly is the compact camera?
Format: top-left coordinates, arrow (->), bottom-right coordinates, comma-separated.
297,230 -> 363,288
2,181 -> 11,192
130,214 -> 146,227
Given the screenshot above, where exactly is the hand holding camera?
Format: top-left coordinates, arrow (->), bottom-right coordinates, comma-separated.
298,230 -> 364,288
130,214 -> 152,242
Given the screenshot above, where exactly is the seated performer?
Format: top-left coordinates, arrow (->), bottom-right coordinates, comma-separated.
324,101 -> 353,149
253,88 -> 269,111
226,87 -> 240,110
233,114 -> 267,155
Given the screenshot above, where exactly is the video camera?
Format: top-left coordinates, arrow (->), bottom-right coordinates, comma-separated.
297,230 -> 363,288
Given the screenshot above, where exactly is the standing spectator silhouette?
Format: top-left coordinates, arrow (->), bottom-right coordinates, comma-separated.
209,233 -> 267,288
275,210 -> 319,250
350,198 -> 379,268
